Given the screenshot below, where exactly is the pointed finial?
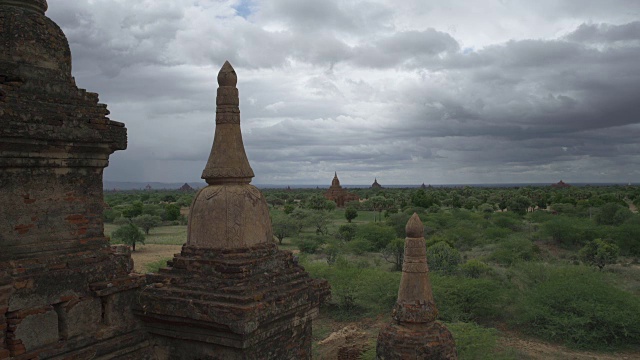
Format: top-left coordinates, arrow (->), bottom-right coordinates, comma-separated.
334,172 -> 337,177
201,61 -> 254,184
405,213 -> 424,238
217,60 -> 237,87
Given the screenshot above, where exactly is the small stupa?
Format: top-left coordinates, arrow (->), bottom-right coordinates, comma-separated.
137,62 -> 330,359
376,213 -> 457,359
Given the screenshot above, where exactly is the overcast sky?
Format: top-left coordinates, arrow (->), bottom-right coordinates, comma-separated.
47,0 -> 640,185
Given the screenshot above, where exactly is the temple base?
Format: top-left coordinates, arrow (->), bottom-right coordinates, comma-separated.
136,243 -> 330,360
376,322 -> 457,360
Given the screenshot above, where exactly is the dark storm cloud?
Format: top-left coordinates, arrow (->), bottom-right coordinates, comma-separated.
45,1 -> 640,184
566,22 -> 640,43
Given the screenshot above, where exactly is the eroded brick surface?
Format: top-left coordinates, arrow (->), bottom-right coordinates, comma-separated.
0,2 -> 150,359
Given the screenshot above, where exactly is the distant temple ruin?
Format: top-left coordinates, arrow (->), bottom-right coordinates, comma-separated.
324,172 -> 359,207
377,214 -> 457,359
178,182 -> 194,192
371,178 -> 383,189
0,2 -> 328,358
551,180 -> 571,188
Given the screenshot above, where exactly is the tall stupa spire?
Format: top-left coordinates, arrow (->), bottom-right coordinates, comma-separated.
394,213 -> 437,323
187,61 -> 271,249
201,61 -> 254,185
376,213 -> 457,359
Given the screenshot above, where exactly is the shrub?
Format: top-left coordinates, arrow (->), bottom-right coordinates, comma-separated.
490,238 -> 539,266
432,275 -> 505,323
336,224 -> 357,242
381,238 -> 405,271
614,217 -> 640,256
444,222 -> 482,250
346,238 -> 373,255
483,227 -> 511,241
491,212 -> 521,231
595,202 -> 632,226
427,242 -> 461,274
513,266 -> 640,349
302,259 -> 401,320
355,223 -> 396,251
295,236 -> 322,254
579,238 -> 619,270
461,260 -> 493,279
448,322 -> 518,360
103,209 -> 122,223
324,240 -> 342,265
541,216 -> 602,247
145,257 -> 171,273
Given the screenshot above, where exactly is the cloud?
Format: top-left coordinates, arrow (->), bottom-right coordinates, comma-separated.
44,0 -> 640,185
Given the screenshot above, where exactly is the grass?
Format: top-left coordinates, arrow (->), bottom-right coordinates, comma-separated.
105,223 -> 187,245
145,257 -> 172,273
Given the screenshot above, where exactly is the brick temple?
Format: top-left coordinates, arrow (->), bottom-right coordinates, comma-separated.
0,2 -> 329,359
324,172 -> 359,207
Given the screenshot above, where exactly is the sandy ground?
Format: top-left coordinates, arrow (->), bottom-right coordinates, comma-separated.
130,244 -> 182,273
498,331 -> 640,360
313,316 -> 640,360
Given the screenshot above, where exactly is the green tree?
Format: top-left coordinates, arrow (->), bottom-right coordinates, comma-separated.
103,209 -> 121,223
336,224 -> 357,242
164,204 -> 181,221
345,208 -> 358,223
271,214 -> 300,245
411,189 -> 440,209
355,223 -> 396,251
307,211 -> 331,236
122,201 -> 143,218
382,238 -> 405,271
133,214 -> 162,235
283,204 -> 295,215
427,241 -> 461,274
112,223 -> 145,251
595,203 -> 632,226
579,239 -> 620,270
508,196 -> 532,215
307,194 -> 335,211
614,217 -> 640,256
369,196 -> 394,222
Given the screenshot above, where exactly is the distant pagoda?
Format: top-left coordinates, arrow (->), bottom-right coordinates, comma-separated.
324,172 -> 359,207
179,182 -> 194,192
551,180 -> 571,188
371,178 -> 383,189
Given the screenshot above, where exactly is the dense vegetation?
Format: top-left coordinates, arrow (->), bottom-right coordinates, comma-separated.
104,185 -> 640,358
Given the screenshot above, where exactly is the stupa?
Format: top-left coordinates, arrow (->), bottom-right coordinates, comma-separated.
371,178 -> 383,189
376,214 -> 457,359
136,61 -> 330,359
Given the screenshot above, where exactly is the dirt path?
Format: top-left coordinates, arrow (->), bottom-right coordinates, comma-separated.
499,330 -> 640,360
130,244 -> 182,273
